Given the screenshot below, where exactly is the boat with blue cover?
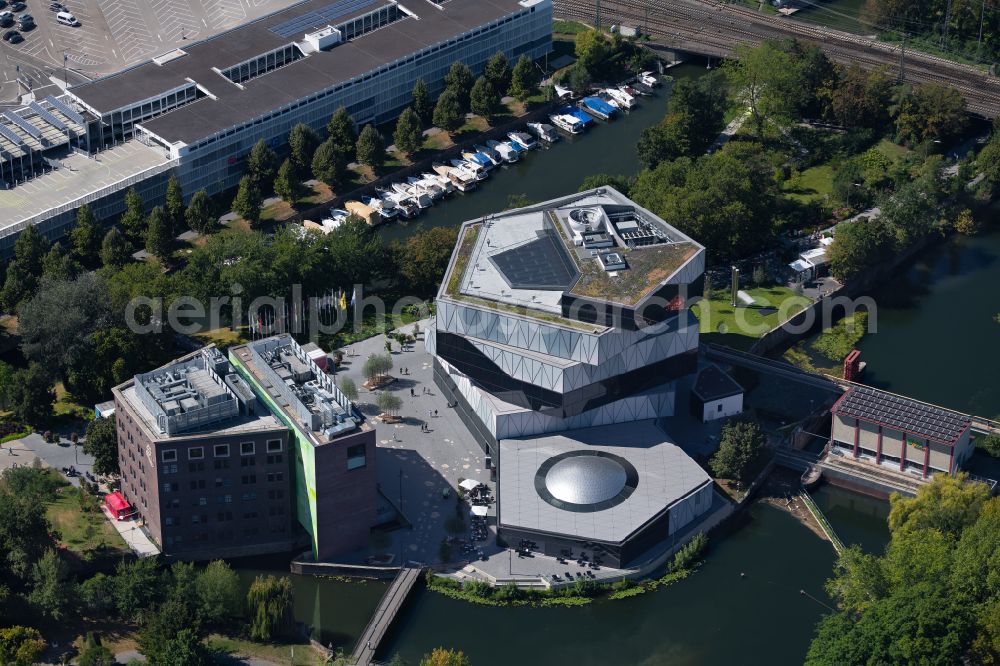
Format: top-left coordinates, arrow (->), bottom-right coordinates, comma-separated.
579,96 -> 617,120
565,106 -> 595,129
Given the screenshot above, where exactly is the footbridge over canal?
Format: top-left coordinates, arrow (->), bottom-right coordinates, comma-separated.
352,565 -> 423,666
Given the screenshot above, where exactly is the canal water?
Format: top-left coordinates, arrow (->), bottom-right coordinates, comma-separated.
853,229 -> 1000,417
790,0 -> 869,35
378,63 -> 709,245
232,488 -> 889,664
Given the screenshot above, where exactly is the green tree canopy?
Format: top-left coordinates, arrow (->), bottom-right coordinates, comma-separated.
185,189 -> 215,235
470,76 -> 499,120
232,175 -> 262,227
312,137 -> 344,185
726,40 -> 804,135
28,548 -> 76,620
484,51 -> 511,94
325,107 -> 357,161
0,472 -> 53,581
8,363 -> 54,426
113,556 -> 165,624
100,226 -> 133,268
246,575 -> 295,641
893,82 -> 967,146
419,647 -> 472,666
145,206 -> 173,260
70,204 -> 103,265
356,124 -> 385,172
411,78 -> 433,124
273,158 -> 307,206
119,187 -> 146,242
829,64 -> 892,130
246,139 -> 278,190
83,416 -> 119,476
0,626 -> 46,666
509,54 -> 540,101
444,62 -> 474,111
165,174 -> 184,236
709,419 -> 765,483
432,88 -> 464,134
574,29 -> 609,73
195,560 -> 243,627
288,123 -> 320,174
394,107 -> 423,156
391,225 -> 459,297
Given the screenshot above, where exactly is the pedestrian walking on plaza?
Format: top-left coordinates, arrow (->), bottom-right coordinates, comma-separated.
434,409 -> 438,418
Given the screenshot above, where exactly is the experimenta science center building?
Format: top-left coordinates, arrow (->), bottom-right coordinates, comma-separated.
428,188 -> 716,567
0,0 -> 552,257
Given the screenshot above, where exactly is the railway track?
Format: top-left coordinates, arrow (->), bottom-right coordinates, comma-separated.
555,0 -> 1000,117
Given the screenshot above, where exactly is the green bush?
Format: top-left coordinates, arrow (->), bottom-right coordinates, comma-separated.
811,312 -> 869,362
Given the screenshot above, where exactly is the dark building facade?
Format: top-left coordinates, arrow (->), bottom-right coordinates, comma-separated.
113,347 -> 299,559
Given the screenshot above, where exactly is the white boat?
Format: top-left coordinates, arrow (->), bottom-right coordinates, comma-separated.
328,208 -> 350,223
526,122 -> 559,143
462,150 -> 495,170
486,139 -> 519,163
362,195 -> 398,220
639,71 -> 659,87
451,158 -> 488,181
407,175 -> 445,201
421,172 -> 455,195
549,112 -> 584,135
379,187 -> 420,217
604,87 -> 637,109
508,131 -> 537,151
392,182 -> 432,209
445,166 -> 478,192
598,92 -> 622,110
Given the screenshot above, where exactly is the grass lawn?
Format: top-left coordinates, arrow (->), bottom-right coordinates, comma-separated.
874,138 -> 912,163
207,635 -> 325,666
193,326 -> 247,351
553,19 -> 588,35
782,164 -> 834,204
694,286 -> 811,351
53,382 -> 93,421
46,480 -> 129,554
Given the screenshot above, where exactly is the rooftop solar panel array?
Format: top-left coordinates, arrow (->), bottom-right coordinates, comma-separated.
836,385 -> 971,445
490,229 -> 579,291
0,123 -> 25,149
29,102 -> 67,132
270,0 -> 378,38
4,111 -> 41,140
46,96 -> 84,125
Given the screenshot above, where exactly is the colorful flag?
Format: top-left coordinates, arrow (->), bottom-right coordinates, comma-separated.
340,290 -> 347,311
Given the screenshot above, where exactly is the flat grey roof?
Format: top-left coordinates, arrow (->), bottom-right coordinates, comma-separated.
498,420 -> 712,544
69,0 -> 529,144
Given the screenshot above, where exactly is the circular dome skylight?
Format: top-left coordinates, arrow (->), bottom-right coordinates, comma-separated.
545,455 -> 627,505
534,451 -> 638,513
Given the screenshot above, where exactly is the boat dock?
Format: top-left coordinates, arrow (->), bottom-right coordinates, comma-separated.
351,565 -> 423,666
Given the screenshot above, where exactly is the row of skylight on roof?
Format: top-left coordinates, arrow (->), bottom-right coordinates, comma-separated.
270,0 -> 379,37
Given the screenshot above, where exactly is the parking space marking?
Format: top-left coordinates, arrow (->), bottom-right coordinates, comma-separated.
98,0 -> 156,62
149,0 -> 202,43
200,0 -> 245,30
55,0 -> 112,66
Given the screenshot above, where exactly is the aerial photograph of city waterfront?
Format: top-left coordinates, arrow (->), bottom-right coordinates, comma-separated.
0,0 -> 997,664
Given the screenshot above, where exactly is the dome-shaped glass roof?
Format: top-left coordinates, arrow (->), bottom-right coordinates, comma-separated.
544,455 -> 628,505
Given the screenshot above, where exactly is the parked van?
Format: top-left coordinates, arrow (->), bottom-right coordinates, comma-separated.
55,11 -> 77,26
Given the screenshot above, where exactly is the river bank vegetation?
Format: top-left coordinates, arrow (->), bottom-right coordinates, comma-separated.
806,474 -> 999,664
425,532 -> 708,607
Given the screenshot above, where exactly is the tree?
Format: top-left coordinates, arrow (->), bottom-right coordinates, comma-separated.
1,225 -> 51,311
356,124 -> 385,173
362,353 -> 393,384
83,415 -> 119,477
114,556 -> 164,624
246,575 -> 295,642
151,629 -> 212,666
246,139 -> 277,190
78,642 -> 116,666
70,204 -> 103,265
419,648 -> 471,666
338,376 -> 358,402
977,124 -> 1000,195
376,390 -> 402,417
565,64 -> 591,95
165,174 -> 184,236
826,216 -> 893,281
725,40 -> 804,135
119,187 -> 146,242
709,420 -> 765,483
139,599 -> 206,666
145,206 -> 173,260
829,64 -> 892,130
79,572 -> 116,615
274,158 -> 307,206
232,175 -> 262,227
509,54 -> 540,101
100,226 -> 132,268
0,473 -> 54,582
185,189 -> 215,235
954,208 -> 980,236
411,79 -> 433,124
311,138 -> 344,185
444,62 -> 474,111
391,226 -> 459,296
578,173 -> 632,194
469,76 -> 499,120
484,51 -> 511,94
893,82 -> 967,146
574,29 -> 610,72
195,560 -> 242,627
8,363 -> 53,427
0,626 -> 45,666
288,123 -> 320,175
325,107 -> 357,162
432,88 -> 464,134
888,472 -> 990,539
825,545 -> 889,614
41,242 -> 79,281
28,548 -> 75,620
394,107 -> 423,156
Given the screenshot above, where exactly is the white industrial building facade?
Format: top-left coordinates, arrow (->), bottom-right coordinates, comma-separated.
0,0 -> 552,257
428,188 -> 717,567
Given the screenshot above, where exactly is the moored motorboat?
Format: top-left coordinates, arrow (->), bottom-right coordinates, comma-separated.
421,172 -> 454,195
391,182 -> 432,209
475,144 -> 500,164
462,150 -> 495,170
549,111 -> 584,134
447,166 -> 478,192
407,175 -> 444,201
526,122 -> 559,143
451,158 -> 488,181
487,139 -> 519,163
605,87 -> 637,109
579,96 -> 617,120
507,131 -> 537,150
362,195 -> 398,220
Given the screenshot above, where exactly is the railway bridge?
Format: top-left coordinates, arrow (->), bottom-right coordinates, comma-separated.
554,0 -> 1000,118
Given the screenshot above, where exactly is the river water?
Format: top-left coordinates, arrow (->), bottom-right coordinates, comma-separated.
378,63 -> 709,245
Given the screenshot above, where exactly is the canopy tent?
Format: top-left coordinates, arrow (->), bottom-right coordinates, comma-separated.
459,478 -> 481,491
470,505 -> 488,517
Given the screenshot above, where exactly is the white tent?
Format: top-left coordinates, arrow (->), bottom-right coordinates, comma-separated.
459,479 -> 481,491
470,505 -> 488,517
